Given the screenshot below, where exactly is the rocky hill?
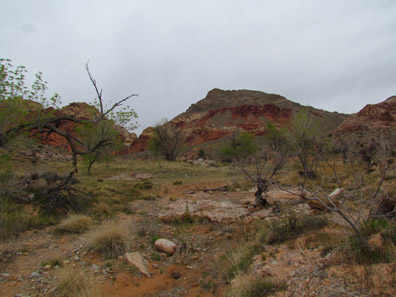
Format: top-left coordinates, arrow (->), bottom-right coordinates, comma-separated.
128,88 -> 349,153
30,102 -> 137,151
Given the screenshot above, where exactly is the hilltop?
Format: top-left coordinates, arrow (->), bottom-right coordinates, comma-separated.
128,88 -> 349,153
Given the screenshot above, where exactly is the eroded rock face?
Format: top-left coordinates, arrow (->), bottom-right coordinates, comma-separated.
31,102 -> 96,150
125,127 -> 155,153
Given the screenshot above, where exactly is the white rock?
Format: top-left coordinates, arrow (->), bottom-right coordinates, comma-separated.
154,238 -> 177,255
329,188 -> 344,199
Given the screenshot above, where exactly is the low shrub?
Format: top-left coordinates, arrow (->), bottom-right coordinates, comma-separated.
262,214 -> 328,244
86,222 -> 132,258
342,219 -> 396,264
1,197 -> 52,240
133,181 -> 153,190
346,235 -> 394,265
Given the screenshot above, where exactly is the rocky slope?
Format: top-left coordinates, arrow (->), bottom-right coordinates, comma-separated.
331,95 -> 396,148
128,88 -> 348,153
334,96 -> 396,133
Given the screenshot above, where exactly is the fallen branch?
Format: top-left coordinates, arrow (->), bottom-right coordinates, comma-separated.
195,185 -> 230,192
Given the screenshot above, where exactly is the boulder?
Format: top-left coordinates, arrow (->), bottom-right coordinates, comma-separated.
154,238 -> 177,255
125,252 -> 151,277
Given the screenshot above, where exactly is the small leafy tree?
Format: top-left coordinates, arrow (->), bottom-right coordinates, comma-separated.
221,132 -> 257,162
78,120 -> 122,175
0,58 -> 61,147
149,119 -> 185,161
289,108 -> 322,178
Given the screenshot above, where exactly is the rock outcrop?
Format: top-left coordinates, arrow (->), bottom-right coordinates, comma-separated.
334,96 -> 396,134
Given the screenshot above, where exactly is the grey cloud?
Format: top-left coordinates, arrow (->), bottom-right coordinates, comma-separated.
0,0 -> 395,134
20,23 -> 38,33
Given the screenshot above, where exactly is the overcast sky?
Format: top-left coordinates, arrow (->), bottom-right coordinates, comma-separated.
1,0 -> 396,134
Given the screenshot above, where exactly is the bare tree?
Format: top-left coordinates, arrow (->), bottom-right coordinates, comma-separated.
224,127 -> 289,207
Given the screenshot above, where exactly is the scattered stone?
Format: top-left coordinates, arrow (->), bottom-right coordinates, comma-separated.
152,264 -> 159,269
160,253 -> 168,260
30,272 -> 40,278
125,252 -> 151,277
74,256 -> 80,261
135,173 -> 152,180
171,271 -> 181,279
154,238 -> 177,255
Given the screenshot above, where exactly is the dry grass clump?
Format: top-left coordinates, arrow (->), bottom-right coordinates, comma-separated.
91,202 -> 112,219
228,274 -> 283,297
86,221 -> 132,258
54,214 -> 93,234
220,244 -> 258,282
53,266 -> 103,297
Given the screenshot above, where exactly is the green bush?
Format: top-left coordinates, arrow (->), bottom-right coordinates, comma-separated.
344,219 -> 396,264
133,180 -> 153,190
347,235 -> 393,265
1,197 -> 51,240
263,214 -> 328,244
